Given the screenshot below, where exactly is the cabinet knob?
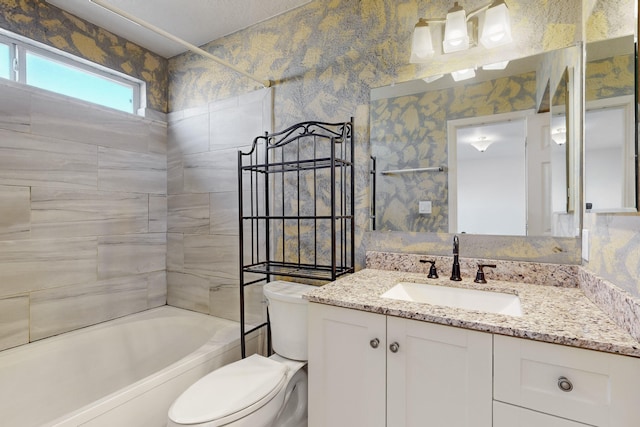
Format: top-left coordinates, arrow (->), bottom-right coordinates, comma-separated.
557,376 -> 573,392
389,342 -> 400,353
370,338 -> 380,349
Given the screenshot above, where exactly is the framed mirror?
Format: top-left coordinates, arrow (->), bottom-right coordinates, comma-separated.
370,44 -> 581,237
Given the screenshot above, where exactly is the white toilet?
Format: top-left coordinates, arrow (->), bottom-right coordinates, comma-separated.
167,281 -> 314,427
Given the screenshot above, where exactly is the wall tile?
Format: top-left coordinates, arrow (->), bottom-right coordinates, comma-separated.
0,129 -> 97,190
149,195 -> 168,232
0,295 -> 29,351
97,233 -> 166,280
167,193 -> 210,233
183,148 -> 239,194
31,95 -> 152,153
0,186 -> 30,240
147,271 -> 167,308
30,276 -> 149,341
0,238 -> 97,297
98,147 -> 167,195
166,271 -> 210,314
210,191 -> 239,235
0,83 -> 31,132
209,280 -> 265,325
167,232 -> 185,272
168,111 -> 210,155
31,188 -> 148,238
167,143 -> 184,195
184,234 -> 239,280
147,121 -> 168,155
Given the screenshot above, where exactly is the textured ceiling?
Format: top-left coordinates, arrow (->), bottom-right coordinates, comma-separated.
47,0 -> 311,58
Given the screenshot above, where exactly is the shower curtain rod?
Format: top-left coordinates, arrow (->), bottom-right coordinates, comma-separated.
89,0 -> 272,88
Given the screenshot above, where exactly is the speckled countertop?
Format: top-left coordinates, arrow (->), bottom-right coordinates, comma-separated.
306,269 -> 640,358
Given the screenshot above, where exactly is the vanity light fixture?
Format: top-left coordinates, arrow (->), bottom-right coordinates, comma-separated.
443,2 -> 470,53
451,67 -> 476,81
411,19 -> 435,62
470,136 -> 493,152
409,0 -> 513,64
479,0 -> 513,49
552,127 -> 567,145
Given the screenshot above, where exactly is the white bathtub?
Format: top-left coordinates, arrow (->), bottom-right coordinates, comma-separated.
0,306 -> 257,427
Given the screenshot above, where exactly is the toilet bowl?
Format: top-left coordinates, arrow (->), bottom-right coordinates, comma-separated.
167,281 -> 314,427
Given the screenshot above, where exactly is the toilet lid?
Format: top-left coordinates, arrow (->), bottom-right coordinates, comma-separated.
168,354 -> 288,425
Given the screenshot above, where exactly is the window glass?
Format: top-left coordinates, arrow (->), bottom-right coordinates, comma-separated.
0,43 -> 9,79
26,51 -> 134,113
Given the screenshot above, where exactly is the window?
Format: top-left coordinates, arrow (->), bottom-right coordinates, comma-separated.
0,31 -> 144,114
0,42 -> 9,79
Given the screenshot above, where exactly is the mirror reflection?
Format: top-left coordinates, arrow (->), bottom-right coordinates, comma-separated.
370,45 -> 580,236
585,35 -> 637,212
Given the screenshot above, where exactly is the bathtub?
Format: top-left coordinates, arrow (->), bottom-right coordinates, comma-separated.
0,306 -> 258,427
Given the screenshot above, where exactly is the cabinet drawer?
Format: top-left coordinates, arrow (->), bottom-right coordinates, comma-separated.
494,335 -> 640,426
494,401 -> 590,426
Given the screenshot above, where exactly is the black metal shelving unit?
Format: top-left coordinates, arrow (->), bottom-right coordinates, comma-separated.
237,120 -> 355,357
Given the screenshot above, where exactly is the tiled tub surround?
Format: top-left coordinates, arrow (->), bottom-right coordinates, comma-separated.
0,81 -> 168,352
0,306 -> 256,427
306,258 -> 640,358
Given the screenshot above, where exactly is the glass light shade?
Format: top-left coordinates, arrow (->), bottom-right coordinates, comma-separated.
423,74 -> 444,83
480,1 -> 512,48
552,128 -> 567,145
410,20 -> 435,63
470,137 -> 493,152
443,8 -> 469,53
451,68 -> 476,82
482,60 -> 509,70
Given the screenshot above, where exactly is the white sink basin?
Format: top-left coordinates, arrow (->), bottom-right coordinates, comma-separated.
380,282 -> 522,317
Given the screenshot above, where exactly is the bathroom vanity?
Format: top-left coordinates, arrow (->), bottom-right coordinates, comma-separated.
306,268 -> 640,427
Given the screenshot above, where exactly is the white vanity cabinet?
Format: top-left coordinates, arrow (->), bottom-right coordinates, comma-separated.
308,303 -> 493,427
493,335 -> 640,426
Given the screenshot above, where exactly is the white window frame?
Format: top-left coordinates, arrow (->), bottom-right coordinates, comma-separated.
0,29 -> 145,115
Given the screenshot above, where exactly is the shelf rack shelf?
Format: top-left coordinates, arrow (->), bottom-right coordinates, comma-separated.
238,120 -> 355,357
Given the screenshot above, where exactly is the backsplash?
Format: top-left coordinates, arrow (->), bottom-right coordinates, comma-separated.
366,251 -> 579,288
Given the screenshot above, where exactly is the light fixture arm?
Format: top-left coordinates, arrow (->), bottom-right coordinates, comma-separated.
89,0 -> 272,88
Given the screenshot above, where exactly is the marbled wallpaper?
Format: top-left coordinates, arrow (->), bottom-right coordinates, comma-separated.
170,0 -> 640,299
0,0 -> 168,112
169,0 -> 585,271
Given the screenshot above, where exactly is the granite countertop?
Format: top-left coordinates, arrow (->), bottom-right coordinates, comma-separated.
306,268 -> 640,358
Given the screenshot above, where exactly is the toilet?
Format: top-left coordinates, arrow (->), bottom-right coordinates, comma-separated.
167,281 -> 314,427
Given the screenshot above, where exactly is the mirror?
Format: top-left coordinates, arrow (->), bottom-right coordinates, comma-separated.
584,35 -> 637,212
370,45 -> 581,236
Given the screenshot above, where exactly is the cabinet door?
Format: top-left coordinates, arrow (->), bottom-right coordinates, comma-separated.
308,303 -> 386,427
494,401 -> 590,427
387,317 -> 492,427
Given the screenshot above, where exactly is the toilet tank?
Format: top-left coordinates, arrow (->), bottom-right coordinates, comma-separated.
263,281 -> 316,361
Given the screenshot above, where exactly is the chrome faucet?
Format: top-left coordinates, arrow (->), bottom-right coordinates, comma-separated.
450,235 -> 462,281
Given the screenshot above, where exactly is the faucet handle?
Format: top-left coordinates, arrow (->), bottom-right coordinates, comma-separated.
420,259 -> 439,278
474,264 -> 497,284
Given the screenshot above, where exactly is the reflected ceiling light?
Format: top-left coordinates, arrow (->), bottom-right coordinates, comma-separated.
552,127 -> 567,145
443,2 -> 470,53
482,60 -> 509,70
479,0 -> 513,49
410,19 -> 435,63
423,74 -> 444,83
451,67 -> 476,81
409,1 -> 513,64
470,136 -> 493,152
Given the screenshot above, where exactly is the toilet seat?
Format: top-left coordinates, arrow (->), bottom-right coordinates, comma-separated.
168,354 -> 288,426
